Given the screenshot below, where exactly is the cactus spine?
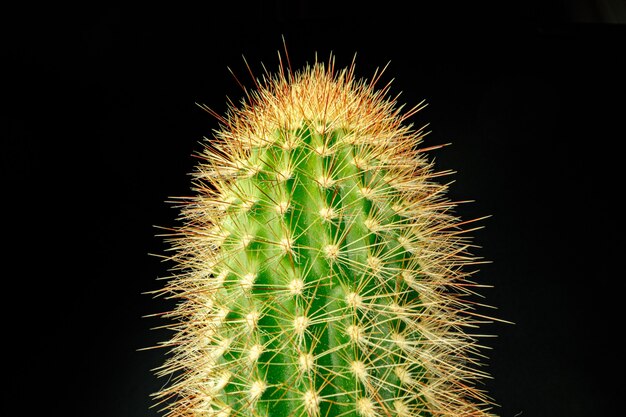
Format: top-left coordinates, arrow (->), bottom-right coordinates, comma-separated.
153,55 -> 497,417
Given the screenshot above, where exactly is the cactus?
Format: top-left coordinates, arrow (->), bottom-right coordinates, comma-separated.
152,54 -> 498,417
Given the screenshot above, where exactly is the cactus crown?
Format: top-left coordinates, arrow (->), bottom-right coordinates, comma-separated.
153,55 -> 498,417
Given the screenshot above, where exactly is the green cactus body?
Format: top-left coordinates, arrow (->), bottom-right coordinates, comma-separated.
154,58 -> 497,417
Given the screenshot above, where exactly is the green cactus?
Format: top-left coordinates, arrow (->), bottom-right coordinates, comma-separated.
153,56 -> 498,417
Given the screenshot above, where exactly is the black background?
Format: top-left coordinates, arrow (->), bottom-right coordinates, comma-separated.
4,2 -> 625,416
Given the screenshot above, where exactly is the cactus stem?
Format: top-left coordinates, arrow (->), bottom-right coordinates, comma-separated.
153,53 -> 499,417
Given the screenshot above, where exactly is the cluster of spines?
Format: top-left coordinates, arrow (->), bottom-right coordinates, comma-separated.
152,56 -> 497,417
